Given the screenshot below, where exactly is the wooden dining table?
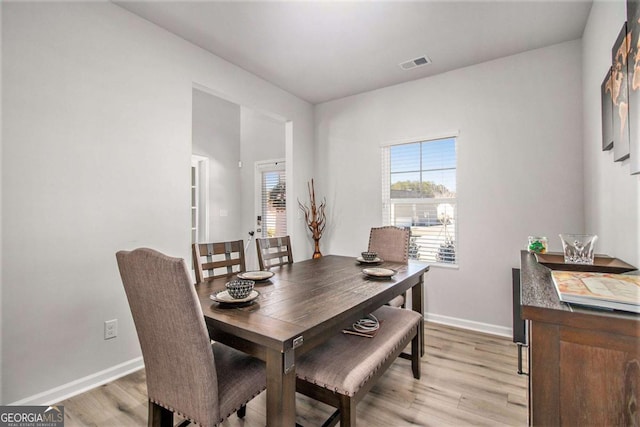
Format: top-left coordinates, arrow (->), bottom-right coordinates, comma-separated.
195,254 -> 429,426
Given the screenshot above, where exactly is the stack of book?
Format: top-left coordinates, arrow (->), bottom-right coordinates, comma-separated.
551,271 -> 640,313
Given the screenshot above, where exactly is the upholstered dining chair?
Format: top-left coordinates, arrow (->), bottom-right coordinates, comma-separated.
368,226 -> 410,308
116,248 -> 265,427
192,240 -> 246,283
256,236 -> 293,270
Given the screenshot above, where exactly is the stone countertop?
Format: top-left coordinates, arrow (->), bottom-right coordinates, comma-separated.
520,250 -> 569,311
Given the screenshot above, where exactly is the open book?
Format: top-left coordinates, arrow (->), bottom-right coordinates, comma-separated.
551,271 -> 640,313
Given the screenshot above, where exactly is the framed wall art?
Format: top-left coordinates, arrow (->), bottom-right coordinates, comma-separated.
602,68 -> 614,151
612,22 -> 631,162
627,0 -> 640,174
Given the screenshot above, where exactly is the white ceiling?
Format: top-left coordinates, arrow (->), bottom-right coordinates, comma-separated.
115,1 -> 593,105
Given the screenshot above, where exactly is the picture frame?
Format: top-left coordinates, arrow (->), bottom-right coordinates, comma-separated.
612,22 -> 631,162
627,0 -> 640,174
601,68 -> 614,151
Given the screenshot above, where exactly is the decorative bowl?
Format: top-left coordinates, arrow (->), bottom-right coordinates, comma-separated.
361,251 -> 378,261
225,279 -> 255,299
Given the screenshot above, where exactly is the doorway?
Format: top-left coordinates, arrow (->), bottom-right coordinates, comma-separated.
191,87 -> 287,269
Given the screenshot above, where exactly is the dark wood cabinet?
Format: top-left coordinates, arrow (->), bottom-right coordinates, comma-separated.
520,251 -> 640,426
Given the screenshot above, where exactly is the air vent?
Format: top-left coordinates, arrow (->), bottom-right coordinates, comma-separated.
399,56 -> 431,70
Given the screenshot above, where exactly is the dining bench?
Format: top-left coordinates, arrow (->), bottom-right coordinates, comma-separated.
295,305 -> 422,427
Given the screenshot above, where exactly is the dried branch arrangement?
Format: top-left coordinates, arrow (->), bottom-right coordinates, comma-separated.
298,179 -> 326,258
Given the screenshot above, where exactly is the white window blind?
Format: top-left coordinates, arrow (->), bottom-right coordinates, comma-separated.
261,167 -> 287,238
382,137 -> 457,266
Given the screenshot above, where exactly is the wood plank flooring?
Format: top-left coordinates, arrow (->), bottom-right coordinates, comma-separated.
59,322 -> 528,426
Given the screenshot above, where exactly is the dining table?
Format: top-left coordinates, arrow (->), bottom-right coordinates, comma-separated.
195,254 -> 429,426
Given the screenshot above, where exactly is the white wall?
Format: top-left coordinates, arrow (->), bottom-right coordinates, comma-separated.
315,40 -> 584,332
0,1 -> 3,405
192,89 -> 242,242
1,1 -> 313,404
583,1 -> 640,268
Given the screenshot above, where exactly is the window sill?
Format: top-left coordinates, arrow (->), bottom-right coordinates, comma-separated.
410,260 -> 459,270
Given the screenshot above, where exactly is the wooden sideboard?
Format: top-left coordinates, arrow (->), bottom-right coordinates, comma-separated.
520,251 -> 640,426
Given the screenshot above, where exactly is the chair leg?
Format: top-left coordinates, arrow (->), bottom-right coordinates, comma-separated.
419,317 -> 425,357
338,395 -> 356,427
411,325 -> 421,380
148,400 -> 173,427
237,405 -> 247,419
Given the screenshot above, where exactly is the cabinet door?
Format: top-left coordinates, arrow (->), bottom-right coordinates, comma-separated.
530,322 -> 560,425
530,321 -> 640,426
558,328 -> 639,426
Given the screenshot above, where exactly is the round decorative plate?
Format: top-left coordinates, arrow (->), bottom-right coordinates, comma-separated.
210,290 -> 260,304
237,271 -> 275,281
362,267 -> 396,278
356,256 -> 383,264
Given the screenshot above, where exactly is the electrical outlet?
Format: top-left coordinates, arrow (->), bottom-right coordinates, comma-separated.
104,319 -> 117,340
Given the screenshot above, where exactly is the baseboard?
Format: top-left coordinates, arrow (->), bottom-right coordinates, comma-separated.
425,312 -> 512,338
10,357 -> 144,406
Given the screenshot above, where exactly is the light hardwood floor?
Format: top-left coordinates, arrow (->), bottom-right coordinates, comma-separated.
59,322 -> 528,426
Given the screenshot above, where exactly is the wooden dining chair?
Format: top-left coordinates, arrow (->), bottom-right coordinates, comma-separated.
296,305 -> 422,427
256,236 -> 293,270
368,226 -> 410,308
116,248 -> 265,427
192,240 -> 246,283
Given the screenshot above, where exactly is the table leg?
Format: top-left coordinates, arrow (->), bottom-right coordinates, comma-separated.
412,274 -> 425,357
266,347 -> 297,426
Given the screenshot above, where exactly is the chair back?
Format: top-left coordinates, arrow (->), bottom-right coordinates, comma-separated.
368,226 -> 410,264
256,236 -> 293,270
192,240 -> 246,283
116,248 -> 220,424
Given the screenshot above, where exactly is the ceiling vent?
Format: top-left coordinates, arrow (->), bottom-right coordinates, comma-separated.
399,56 -> 431,70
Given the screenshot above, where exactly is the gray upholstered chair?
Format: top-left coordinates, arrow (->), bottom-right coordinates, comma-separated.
368,226 -> 410,308
116,248 -> 265,427
296,305 -> 422,427
192,240 -> 246,283
256,236 -> 293,270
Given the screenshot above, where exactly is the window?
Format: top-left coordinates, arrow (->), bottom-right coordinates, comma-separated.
257,161 -> 286,238
382,137 -> 457,266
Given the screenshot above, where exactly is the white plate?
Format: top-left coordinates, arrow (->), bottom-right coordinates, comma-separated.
237,271 -> 275,281
210,290 -> 260,304
356,256 -> 383,264
362,267 -> 396,278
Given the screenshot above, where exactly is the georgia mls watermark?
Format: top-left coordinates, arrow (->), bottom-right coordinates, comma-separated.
0,406 -> 64,427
